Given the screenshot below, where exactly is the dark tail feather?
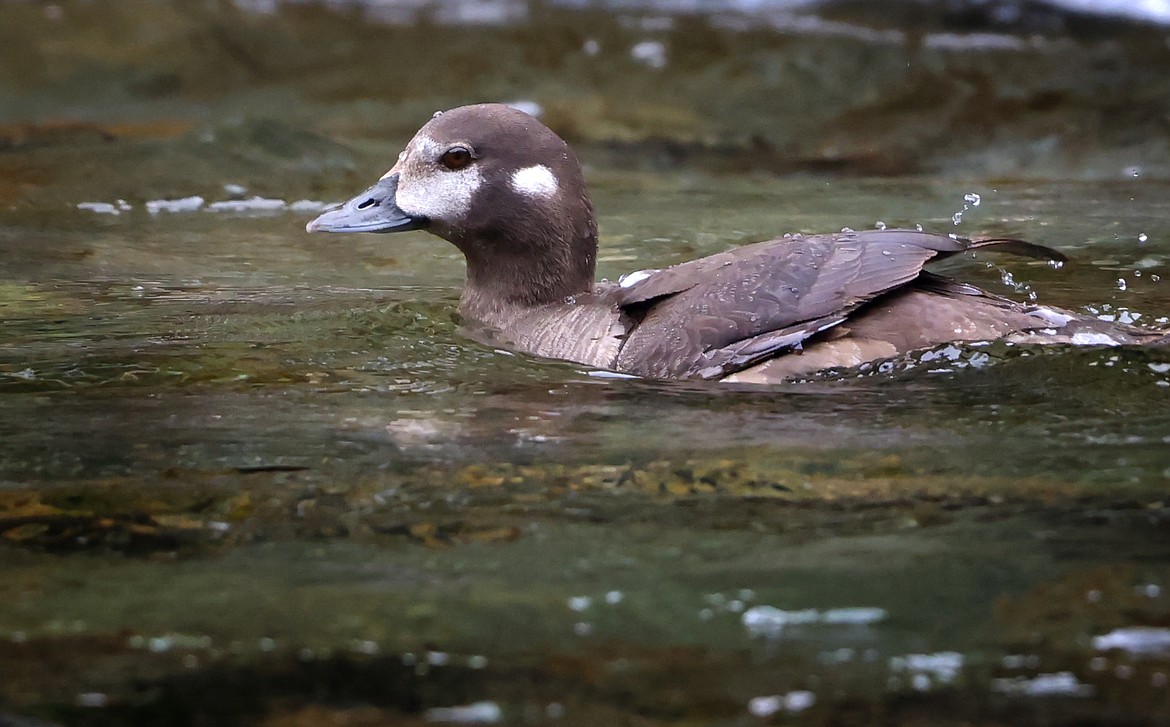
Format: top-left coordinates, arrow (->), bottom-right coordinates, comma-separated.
968,237 -> 1069,264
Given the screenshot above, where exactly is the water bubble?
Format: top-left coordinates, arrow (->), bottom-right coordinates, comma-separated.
1118,278 -> 1128,291
952,211 -> 963,226
1139,233 -> 1148,243
964,192 -> 982,206
915,223 -> 923,231
875,220 -> 887,230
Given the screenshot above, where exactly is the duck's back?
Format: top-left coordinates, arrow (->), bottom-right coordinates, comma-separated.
611,229 -> 1050,379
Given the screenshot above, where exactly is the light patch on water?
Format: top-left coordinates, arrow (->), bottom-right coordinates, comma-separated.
350,639 -> 379,655
741,605 -> 886,638
889,652 -> 965,689
147,196 -> 205,214
130,632 -> 213,652
77,201 -> 123,215
1092,626 -> 1170,655
748,690 -> 816,717
504,99 -> 543,117
76,693 -> 110,708
207,197 -> 286,214
1135,583 -> 1163,597
630,40 -> 667,69
467,654 -> 489,669
1002,654 -> 1041,669
991,671 -> 1094,697
288,199 -> 331,212
425,700 -> 503,723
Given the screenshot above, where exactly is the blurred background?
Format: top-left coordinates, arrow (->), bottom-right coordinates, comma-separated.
3,0 -> 1170,204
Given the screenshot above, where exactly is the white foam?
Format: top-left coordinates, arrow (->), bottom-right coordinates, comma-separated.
742,605 -> 886,637
748,690 -> 816,717
77,202 -> 122,215
425,701 -> 502,723
630,40 -> 667,69
1092,626 -> 1170,655
889,652 -> 965,685
992,671 -> 1094,697
146,196 -> 205,215
288,199 -> 331,212
206,196 -> 285,214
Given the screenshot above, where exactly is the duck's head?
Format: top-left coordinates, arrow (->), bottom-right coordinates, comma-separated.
307,103 -> 598,308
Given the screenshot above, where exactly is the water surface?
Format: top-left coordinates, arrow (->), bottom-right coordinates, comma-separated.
2,2 -> 1170,725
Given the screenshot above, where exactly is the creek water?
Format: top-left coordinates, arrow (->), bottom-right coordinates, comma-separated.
2,2 -> 1170,725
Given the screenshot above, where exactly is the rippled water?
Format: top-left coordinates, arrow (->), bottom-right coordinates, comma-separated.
3,2 -> 1170,724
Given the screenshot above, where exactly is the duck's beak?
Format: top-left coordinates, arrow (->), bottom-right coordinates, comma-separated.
305,174 -> 426,234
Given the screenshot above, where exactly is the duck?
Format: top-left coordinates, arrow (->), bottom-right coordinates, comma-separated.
306,103 -> 1164,383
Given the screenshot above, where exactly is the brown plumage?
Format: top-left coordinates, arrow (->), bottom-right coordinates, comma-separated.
307,103 -> 1166,383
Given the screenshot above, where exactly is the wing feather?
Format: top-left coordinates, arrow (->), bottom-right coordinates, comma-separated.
612,229 -> 1060,378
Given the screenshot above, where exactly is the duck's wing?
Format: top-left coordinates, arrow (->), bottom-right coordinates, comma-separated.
613,229 -> 1063,379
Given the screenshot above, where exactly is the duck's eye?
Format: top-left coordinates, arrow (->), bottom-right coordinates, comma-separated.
440,146 -> 473,171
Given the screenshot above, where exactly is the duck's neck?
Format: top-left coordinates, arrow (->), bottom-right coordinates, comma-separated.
454,206 -> 599,324
460,247 -> 596,326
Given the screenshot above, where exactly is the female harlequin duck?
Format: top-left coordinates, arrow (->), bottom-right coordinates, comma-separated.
307,103 -> 1164,382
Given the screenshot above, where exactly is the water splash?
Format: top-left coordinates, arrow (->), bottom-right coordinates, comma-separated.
951,191 -> 983,226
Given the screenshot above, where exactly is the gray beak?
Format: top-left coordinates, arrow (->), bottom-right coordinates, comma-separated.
305,174 -> 426,234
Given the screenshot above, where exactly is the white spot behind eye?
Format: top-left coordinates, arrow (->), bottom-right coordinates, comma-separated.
509,165 -> 558,200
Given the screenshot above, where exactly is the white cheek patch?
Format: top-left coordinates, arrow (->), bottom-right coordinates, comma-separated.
391,136 -> 483,222
509,165 -> 558,200
395,167 -> 483,222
